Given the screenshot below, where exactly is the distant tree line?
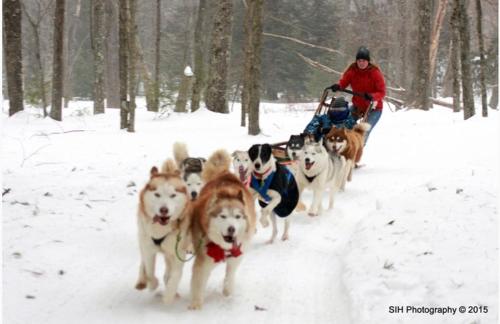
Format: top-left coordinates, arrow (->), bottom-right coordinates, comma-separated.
3,0 -> 498,131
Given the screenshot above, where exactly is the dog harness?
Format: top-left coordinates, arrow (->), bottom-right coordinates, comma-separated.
250,171 -> 275,202
305,174 -> 317,183
152,234 -> 168,246
206,242 -> 242,263
254,163 -> 299,218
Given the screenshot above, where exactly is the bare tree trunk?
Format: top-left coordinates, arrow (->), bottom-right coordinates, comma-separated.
105,0 -> 120,108
205,0 -> 233,113
22,2 -> 49,116
175,2 -> 194,113
92,0 -> 106,114
455,0 -> 475,119
246,0 -> 263,135
152,0 -> 160,112
428,0 -> 448,88
475,0 -> 487,117
441,40 -> 454,98
4,0 -> 24,116
241,0 -> 253,127
450,3 -> 462,112
191,0 -> 207,112
63,0 -> 81,108
407,0 -> 432,110
50,0 -> 65,121
119,0 -> 129,128
127,0 -> 136,132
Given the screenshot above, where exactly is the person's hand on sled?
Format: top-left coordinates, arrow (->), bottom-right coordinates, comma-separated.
325,84 -> 340,92
363,92 -> 373,101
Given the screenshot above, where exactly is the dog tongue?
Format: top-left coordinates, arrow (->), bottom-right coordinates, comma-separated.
238,166 -> 247,181
153,215 -> 169,225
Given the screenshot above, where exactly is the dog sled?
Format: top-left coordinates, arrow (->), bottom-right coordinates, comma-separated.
271,88 -> 375,162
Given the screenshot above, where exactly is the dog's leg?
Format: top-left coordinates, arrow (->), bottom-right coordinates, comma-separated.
162,255 -> 184,305
266,213 -> 278,244
328,184 -> 337,210
135,261 -> 147,290
138,246 -> 158,291
189,256 -> 216,310
223,256 -> 242,296
308,185 -> 324,217
281,218 -> 290,241
250,189 -> 270,228
260,191 -> 282,228
339,158 -> 348,191
294,180 -> 307,212
347,160 -> 354,182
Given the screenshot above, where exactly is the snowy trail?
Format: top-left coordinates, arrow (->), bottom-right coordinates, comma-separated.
3,167 -> 374,324
3,103 -> 497,324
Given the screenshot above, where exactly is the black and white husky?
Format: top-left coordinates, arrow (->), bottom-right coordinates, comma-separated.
296,139 -> 346,216
173,142 -> 206,200
248,144 -> 299,243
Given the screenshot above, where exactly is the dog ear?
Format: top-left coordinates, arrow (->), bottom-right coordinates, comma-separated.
236,190 -> 244,203
248,145 -> 259,160
150,166 -> 159,177
261,144 -> 272,159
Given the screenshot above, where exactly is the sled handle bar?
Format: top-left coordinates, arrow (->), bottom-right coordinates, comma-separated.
324,87 -> 366,99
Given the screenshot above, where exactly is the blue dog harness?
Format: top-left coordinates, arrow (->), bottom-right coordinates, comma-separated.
250,171 -> 276,202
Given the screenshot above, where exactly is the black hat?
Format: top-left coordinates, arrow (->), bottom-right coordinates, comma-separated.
356,46 -> 370,61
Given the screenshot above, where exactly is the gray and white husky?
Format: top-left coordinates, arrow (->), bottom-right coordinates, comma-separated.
295,139 -> 347,216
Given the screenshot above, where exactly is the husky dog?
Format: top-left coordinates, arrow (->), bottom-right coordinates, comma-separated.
188,149 -> 256,310
324,122 -> 370,183
231,150 -> 252,187
296,139 -> 345,216
173,142 -> 206,200
135,160 -> 192,305
286,134 -> 305,161
248,144 -> 299,243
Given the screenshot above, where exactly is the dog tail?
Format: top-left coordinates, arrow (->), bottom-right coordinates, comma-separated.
353,122 -> 371,136
161,158 -> 179,175
202,149 -> 231,183
173,142 -> 189,167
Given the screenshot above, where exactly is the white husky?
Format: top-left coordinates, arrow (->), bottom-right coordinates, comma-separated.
135,160 -> 191,305
295,139 -> 346,216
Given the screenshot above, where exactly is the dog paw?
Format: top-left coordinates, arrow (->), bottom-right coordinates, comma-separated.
281,234 -> 289,241
188,301 -> 202,310
163,294 -> 175,305
223,286 -> 233,297
308,212 -> 318,217
266,238 -> 275,244
135,281 -> 147,290
148,277 -> 159,291
260,217 -> 270,228
295,201 -> 306,212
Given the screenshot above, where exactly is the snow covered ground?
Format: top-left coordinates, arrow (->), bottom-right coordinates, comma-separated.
2,99 -> 498,324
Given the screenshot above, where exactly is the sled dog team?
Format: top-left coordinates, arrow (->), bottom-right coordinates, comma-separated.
135,123 -> 370,309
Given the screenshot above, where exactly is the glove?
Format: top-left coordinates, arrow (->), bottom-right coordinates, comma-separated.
364,93 -> 373,101
325,84 -> 340,92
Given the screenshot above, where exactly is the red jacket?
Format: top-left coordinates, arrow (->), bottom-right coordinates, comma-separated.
338,63 -> 386,113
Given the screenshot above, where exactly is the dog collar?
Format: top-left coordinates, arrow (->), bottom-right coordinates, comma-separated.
206,242 -> 242,263
152,234 -> 168,246
252,167 -> 273,179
